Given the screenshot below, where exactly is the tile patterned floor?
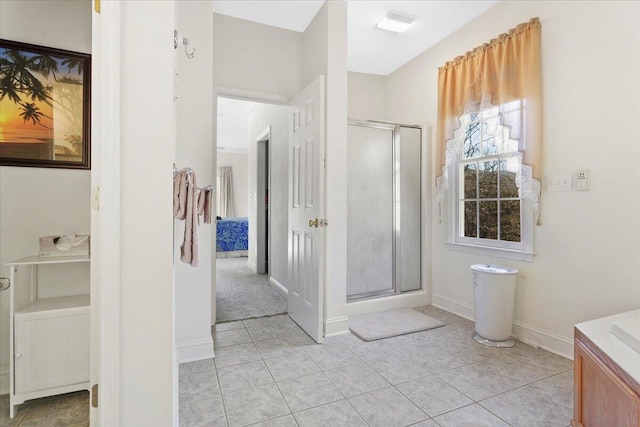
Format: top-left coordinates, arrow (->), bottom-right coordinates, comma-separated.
180,306 -> 574,427
0,391 -> 89,427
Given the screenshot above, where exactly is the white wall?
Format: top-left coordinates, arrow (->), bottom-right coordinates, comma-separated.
248,104 -> 291,288
212,13 -> 303,99
348,72 -> 385,121
217,152 -> 249,218
0,0 -> 91,395
384,0 -> 640,357
174,0 -> 214,366
119,1 -> 176,424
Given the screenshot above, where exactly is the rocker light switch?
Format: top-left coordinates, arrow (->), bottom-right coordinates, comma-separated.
545,174 -> 571,192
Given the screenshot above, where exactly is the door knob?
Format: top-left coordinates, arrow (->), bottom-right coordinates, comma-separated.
309,218 -> 319,228
0,277 -> 9,291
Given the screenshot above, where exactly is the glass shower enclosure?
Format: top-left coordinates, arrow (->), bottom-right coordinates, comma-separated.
347,121 -> 422,301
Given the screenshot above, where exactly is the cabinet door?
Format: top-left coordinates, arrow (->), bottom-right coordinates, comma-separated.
574,339 -> 640,427
15,309 -> 90,394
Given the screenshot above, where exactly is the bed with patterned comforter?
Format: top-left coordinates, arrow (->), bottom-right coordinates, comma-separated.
216,217 -> 249,252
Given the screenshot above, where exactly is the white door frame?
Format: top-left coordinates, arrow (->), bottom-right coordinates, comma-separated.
255,127 -> 271,275
91,2 -> 122,425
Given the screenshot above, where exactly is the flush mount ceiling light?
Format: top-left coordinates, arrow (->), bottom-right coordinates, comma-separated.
376,10 -> 416,33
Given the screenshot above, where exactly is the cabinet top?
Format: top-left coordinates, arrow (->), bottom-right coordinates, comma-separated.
576,309 -> 640,387
5,255 -> 90,266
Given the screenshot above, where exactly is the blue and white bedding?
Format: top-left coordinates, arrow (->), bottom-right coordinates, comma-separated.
216,217 -> 249,252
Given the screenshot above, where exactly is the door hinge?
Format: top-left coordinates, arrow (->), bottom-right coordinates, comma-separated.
92,384 -> 99,408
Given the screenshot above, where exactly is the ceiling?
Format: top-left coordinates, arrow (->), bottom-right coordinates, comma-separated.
214,0 -> 500,151
212,0 -> 499,76
347,1 -> 499,75
212,1 -> 325,33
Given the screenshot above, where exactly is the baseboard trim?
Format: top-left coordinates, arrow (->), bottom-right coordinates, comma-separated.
177,338 -> 214,364
0,366 -> 8,395
432,292 -> 573,360
431,293 -> 474,321
512,319 -> 574,360
269,277 -> 288,298
324,316 -> 349,337
347,289 -> 430,318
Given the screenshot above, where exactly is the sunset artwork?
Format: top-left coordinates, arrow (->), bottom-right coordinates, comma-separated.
0,39 -> 90,168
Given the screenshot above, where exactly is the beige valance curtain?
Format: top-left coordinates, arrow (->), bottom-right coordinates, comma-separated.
436,17 -> 542,180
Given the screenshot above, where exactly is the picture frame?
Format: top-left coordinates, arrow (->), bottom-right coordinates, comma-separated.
0,39 -> 91,169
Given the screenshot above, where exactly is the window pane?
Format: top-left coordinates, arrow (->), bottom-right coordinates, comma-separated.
479,201 -> 498,239
478,161 -> 498,199
463,201 -> 477,238
463,163 -> 477,199
481,117 -> 497,156
500,200 -> 521,242
499,159 -> 519,198
463,120 -> 481,158
482,134 -> 497,155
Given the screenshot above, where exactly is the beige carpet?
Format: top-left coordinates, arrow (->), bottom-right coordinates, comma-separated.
216,257 -> 287,322
349,308 -> 444,341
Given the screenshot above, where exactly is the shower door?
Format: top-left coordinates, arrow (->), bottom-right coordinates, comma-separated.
347,122 -> 421,301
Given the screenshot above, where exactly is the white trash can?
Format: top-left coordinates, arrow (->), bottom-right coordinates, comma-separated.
471,264 -> 518,347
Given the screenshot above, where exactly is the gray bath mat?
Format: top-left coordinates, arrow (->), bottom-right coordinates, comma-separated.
349,308 -> 444,341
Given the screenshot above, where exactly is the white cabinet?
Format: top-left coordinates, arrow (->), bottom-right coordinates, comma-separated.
6,256 -> 91,418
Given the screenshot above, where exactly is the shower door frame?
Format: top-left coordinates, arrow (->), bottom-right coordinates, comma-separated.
346,120 -> 422,302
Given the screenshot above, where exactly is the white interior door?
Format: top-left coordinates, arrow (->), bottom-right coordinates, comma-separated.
288,76 -> 325,343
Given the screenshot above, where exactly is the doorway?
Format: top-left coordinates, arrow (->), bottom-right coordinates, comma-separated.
214,97 -> 289,323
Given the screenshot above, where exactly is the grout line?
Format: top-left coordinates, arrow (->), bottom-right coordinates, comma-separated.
270,371 -> 296,420
212,354 -> 231,427
343,396 -> 373,427
475,401 -> 516,426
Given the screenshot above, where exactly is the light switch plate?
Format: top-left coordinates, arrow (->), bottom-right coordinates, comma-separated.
575,170 -> 589,191
546,174 -> 572,192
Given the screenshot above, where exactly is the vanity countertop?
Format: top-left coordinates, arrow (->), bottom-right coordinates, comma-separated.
576,309 -> 640,387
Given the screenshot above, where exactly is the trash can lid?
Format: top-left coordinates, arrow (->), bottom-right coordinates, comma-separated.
471,264 -> 518,275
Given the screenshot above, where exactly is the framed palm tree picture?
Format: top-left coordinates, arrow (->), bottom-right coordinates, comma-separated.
0,39 -> 90,169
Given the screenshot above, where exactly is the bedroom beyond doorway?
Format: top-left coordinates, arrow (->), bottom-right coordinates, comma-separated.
215,96 -> 291,324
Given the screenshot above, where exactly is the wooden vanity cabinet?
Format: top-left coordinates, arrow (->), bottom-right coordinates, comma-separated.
573,328 -> 640,427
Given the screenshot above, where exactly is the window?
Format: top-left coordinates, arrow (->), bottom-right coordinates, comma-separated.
441,102 -> 536,260
436,18 -> 542,261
